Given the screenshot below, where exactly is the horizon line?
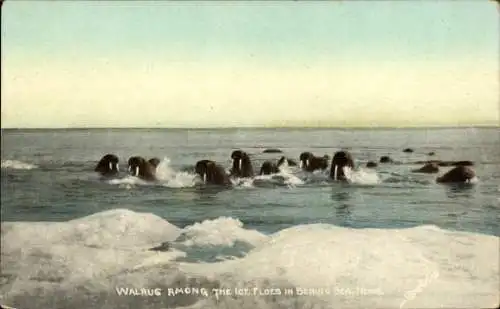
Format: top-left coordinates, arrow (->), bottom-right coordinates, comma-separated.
1,124 -> 498,131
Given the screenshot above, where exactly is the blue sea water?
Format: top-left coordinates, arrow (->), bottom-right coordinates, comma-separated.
1,127 -> 499,309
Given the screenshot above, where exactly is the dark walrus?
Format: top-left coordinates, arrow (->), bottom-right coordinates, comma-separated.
127,156 -> 157,181
95,154 -> 120,178
330,150 -> 355,181
299,152 -> 329,172
436,166 -> 476,184
195,159 -> 232,186
412,162 -> 439,174
230,150 -> 254,178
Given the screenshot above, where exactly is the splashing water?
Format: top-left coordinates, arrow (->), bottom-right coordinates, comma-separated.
280,170 -> 304,187
107,157 -> 198,188
467,176 -> 480,184
1,160 -> 38,170
107,175 -> 150,187
155,157 -> 198,188
241,162 -> 305,189
277,161 -> 306,186
232,177 -> 255,189
343,166 -> 381,185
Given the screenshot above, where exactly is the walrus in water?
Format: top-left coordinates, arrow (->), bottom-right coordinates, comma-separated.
436,165 -> 476,184
299,152 -> 329,172
230,150 -> 254,178
148,158 -> 161,168
195,159 -> 231,186
263,148 -> 283,154
412,162 -> 439,174
414,160 -> 474,167
259,161 -> 279,175
127,156 -> 157,181
379,156 -> 394,164
330,150 -> 355,181
366,161 -> 378,168
277,156 -> 298,168
260,156 -> 298,175
94,154 -> 120,178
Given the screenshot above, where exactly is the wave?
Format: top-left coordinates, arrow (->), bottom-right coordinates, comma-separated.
230,161 -> 381,189
105,157 -> 308,190
234,162 -> 305,189
1,209 -> 498,309
1,160 -> 38,170
106,157 -> 199,188
343,167 -> 381,185
2,156 -> 481,192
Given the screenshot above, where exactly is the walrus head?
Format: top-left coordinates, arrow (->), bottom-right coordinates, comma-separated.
299,152 -> 314,169
330,151 -> 355,181
231,150 -> 245,171
127,156 -> 145,177
195,159 -> 231,185
195,159 -> 214,183
95,154 -> 119,176
127,156 -> 156,181
230,150 -> 253,177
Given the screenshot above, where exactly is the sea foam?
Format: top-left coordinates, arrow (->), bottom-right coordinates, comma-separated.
106,157 -> 199,188
1,160 -> 38,170
101,156 -> 386,189
343,166 -> 382,185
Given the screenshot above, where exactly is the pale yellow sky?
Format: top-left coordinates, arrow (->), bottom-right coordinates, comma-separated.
2,55 -> 498,128
1,1 -> 499,128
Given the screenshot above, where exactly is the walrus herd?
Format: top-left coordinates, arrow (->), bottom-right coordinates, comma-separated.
95,148 -> 476,185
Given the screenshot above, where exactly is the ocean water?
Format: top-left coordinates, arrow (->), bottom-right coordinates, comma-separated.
1,127 -> 499,309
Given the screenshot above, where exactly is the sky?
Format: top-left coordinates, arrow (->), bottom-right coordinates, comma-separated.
1,1 -> 499,128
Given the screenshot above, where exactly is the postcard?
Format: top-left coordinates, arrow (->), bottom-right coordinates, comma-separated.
1,1 -> 498,309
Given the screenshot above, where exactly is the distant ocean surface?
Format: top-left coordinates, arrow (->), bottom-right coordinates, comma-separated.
1,127 -> 499,309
